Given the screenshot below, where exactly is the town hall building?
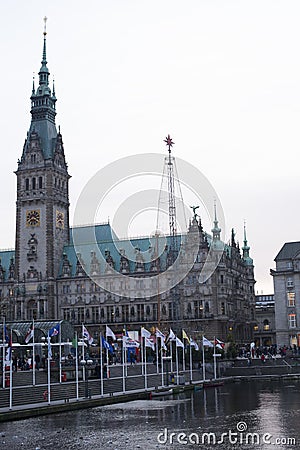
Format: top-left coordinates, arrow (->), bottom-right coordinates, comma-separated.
0,27 -> 256,344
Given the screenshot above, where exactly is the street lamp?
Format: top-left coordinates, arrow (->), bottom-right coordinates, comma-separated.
80,359 -> 93,398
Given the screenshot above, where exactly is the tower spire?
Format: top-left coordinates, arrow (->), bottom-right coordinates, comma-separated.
39,17 -> 49,86
242,221 -> 253,265
211,200 -> 221,241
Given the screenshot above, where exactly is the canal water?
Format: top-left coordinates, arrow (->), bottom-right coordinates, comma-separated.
0,380 -> 299,449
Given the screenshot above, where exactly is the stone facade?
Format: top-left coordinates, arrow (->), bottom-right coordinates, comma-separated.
0,27 -> 256,344
271,242 -> 300,347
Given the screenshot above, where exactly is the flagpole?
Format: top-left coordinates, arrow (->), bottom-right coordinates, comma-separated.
141,328 -> 144,375
47,332 -> 51,405
189,339 -> 193,382
182,342 -> 185,373
176,342 -> 179,385
59,320 -> 62,383
75,331 -> 79,400
2,319 -> 5,389
170,340 -> 173,373
144,338 -> 147,390
156,338 -> 159,374
202,338 -> 206,381
213,336 -> 217,380
161,337 -> 164,387
122,339 -> 126,393
82,324 -> 85,382
100,332 -> 104,397
9,329 -> 13,410
32,319 -> 35,386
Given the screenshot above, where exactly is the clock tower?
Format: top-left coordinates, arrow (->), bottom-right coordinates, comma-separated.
14,20 -> 70,319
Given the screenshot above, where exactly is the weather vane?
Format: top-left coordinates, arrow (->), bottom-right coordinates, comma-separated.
164,134 -> 174,153
43,16 -> 47,35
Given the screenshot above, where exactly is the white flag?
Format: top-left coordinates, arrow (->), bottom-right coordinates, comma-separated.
83,325 -> 94,345
176,336 -> 184,348
168,328 -> 176,341
203,336 -> 213,347
145,337 -> 155,351
106,325 -> 116,341
155,328 -> 165,340
141,327 -> 151,338
123,336 -> 140,348
190,338 -> 199,351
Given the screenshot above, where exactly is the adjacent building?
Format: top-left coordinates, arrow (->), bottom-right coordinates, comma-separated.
271,242 -> 300,348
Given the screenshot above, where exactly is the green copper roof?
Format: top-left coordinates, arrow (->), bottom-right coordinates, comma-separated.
0,250 -> 15,281
23,24 -> 58,160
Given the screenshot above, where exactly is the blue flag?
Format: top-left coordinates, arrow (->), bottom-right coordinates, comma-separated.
49,324 -> 60,337
47,333 -> 52,359
101,336 -> 113,353
4,325 -> 9,343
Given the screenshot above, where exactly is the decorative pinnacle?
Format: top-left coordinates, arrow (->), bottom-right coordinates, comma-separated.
43,16 -> 47,36
164,134 -> 174,153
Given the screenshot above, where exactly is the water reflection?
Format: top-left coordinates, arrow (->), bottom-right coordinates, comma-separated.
0,380 -> 299,449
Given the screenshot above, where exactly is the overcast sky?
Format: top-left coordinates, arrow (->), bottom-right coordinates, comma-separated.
1,0 -> 300,294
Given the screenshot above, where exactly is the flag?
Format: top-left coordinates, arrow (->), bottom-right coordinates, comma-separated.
82,325 -> 93,345
145,337 -> 155,351
190,338 -> 199,351
106,325 -> 116,341
176,336 -> 184,348
72,334 -> 78,348
4,325 -> 9,344
5,329 -> 12,365
168,328 -> 176,341
49,324 -> 60,337
215,338 -> 225,350
47,333 -> 52,359
25,322 -> 34,344
141,327 -> 151,338
203,336 -> 213,347
155,328 -> 165,340
122,336 -> 140,348
161,339 -> 167,351
101,336 -> 114,353
182,329 -> 190,343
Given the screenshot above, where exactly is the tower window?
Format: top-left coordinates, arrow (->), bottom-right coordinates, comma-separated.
25,178 -> 29,190
39,177 -> 43,189
32,178 -> 36,190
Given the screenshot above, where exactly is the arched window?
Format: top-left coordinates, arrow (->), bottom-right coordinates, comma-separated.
130,306 -> 135,316
32,177 -> 36,190
25,178 -> 29,190
39,176 -> 43,189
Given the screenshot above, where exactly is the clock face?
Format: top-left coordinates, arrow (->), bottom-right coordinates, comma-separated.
56,210 -> 65,229
26,210 -> 41,227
